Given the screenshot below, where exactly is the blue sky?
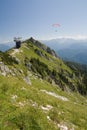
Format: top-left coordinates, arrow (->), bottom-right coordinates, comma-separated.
0,0 -> 87,43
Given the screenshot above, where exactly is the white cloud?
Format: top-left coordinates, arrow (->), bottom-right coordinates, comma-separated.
39,35 -> 87,40
57,35 -> 87,40
0,39 -> 13,44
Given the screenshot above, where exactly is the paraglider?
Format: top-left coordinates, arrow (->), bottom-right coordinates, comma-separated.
52,23 -> 61,32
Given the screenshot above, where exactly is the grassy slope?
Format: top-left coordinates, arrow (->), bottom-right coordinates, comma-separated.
0,41 -> 87,130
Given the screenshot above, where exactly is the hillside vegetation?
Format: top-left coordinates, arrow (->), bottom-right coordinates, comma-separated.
0,37 -> 87,130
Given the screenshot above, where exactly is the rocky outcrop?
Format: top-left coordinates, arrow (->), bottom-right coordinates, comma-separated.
28,37 -> 58,58
23,76 -> 31,85
47,46 -> 58,57
0,62 -> 11,76
34,49 -> 43,57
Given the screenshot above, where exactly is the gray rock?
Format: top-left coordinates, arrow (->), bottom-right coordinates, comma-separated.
23,76 -> 31,85
0,62 -> 11,76
35,49 -> 43,57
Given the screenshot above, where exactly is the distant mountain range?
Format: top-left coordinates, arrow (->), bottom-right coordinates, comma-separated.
42,38 -> 87,64
0,42 -> 15,52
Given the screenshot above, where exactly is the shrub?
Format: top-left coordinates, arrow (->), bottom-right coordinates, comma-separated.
0,83 -> 9,94
30,58 -> 51,78
1,53 -> 19,65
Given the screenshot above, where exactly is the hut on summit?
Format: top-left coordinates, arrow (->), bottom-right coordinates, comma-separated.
14,37 -> 22,48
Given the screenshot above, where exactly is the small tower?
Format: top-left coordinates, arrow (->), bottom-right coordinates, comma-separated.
14,37 -> 22,49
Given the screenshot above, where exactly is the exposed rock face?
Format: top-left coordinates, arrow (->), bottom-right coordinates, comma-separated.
34,49 -> 43,57
40,90 -> 69,101
47,47 -> 58,58
0,62 -> 21,76
29,37 -> 36,44
29,37 -> 58,58
13,57 -> 20,64
23,76 -> 31,85
0,62 -> 11,76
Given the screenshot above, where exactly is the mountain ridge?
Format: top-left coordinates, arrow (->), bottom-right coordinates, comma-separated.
0,37 -> 87,130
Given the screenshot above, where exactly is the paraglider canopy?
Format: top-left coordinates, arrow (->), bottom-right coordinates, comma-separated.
52,23 -> 61,27
52,23 -> 61,32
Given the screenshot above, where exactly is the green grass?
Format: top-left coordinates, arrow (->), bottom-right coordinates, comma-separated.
0,73 -> 87,130
0,40 -> 87,130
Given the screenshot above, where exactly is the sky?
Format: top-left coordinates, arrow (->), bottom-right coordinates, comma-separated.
0,0 -> 87,43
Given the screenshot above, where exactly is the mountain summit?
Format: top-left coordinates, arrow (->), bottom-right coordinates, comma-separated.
0,37 -> 87,130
